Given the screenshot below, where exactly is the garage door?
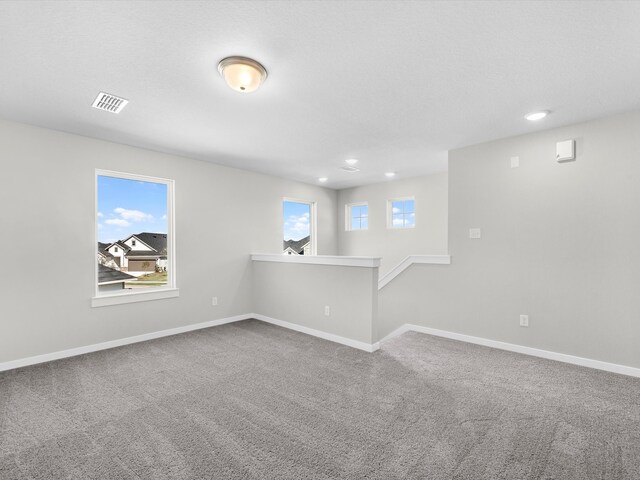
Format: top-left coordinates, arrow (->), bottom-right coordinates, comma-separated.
128,260 -> 155,272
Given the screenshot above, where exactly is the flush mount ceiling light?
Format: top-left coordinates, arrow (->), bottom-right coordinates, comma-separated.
525,110 -> 550,121
217,56 -> 267,93
385,172 -> 396,178
318,177 -> 328,183
345,158 -> 359,166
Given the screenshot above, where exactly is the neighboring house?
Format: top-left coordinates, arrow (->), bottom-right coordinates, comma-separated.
283,235 -> 310,255
97,264 -> 136,293
97,242 -> 119,269
100,232 -> 167,276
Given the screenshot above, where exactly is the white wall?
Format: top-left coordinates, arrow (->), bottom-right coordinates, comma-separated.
378,110 -> 640,369
0,119 -> 338,364
252,260 -> 378,345
337,173 -> 448,276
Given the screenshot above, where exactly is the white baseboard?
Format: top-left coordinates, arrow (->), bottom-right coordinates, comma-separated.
0,314 -> 253,373
252,314 -> 379,353
379,324 -> 640,378
0,313 -> 380,372
5,315 -> 636,378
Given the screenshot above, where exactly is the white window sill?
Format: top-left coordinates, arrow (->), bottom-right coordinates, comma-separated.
91,288 -> 179,308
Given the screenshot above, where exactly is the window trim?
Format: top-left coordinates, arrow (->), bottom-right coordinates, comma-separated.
283,197 -> 317,256
92,169 -> 178,307
345,202 -> 368,231
387,196 -> 416,229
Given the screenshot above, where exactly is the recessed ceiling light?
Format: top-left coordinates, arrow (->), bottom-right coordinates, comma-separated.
217,56 -> 267,93
318,177 -> 328,183
524,110 -> 550,121
345,158 -> 359,166
340,166 -> 360,173
384,172 -> 396,178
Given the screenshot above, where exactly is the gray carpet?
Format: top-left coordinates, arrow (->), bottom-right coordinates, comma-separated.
1,319 -> 639,479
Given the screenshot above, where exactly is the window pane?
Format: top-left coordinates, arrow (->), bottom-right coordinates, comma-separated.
405,212 -> 415,227
283,201 -> 312,254
360,205 -> 368,218
392,214 -> 404,228
404,199 -> 415,213
351,217 -> 360,230
97,175 -> 169,293
352,205 -> 361,218
361,218 -> 368,230
392,201 -> 403,214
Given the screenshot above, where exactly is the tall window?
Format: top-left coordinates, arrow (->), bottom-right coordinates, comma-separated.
283,199 -> 316,255
95,170 -> 175,302
388,198 -> 415,229
346,203 -> 368,231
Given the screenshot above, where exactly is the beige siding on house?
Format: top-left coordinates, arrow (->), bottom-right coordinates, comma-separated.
127,260 -> 155,272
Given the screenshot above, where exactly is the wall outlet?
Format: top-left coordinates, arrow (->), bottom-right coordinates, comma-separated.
510,156 -> 519,168
519,314 -> 529,327
469,228 -> 481,239
324,305 -> 330,316
212,297 -> 218,306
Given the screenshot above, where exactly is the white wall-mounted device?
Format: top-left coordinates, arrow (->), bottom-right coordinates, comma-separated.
556,140 -> 575,162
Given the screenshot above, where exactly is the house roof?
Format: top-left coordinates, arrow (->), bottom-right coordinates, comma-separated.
283,236 -> 310,254
98,264 -> 136,285
98,242 -> 114,259
130,232 -> 167,255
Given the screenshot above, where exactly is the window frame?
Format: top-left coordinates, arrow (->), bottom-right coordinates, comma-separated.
345,202 -> 369,231
282,197 -> 317,256
387,196 -> 416,229
92,169 -> 178,307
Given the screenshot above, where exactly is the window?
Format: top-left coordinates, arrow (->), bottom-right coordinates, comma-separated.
388,197 -> 415,229
283,199 -> 316,255
346,203 -> 368,231
93,169 -> 177,307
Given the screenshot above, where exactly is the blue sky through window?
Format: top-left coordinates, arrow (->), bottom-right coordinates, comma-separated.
283,201 -> 310,241
391,199 -> 415,228
97,176 -> 167,243
350,204 -> 368,230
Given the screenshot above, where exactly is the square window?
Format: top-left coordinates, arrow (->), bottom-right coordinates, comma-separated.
388,198 -> 415,229
346,203 -> 368,231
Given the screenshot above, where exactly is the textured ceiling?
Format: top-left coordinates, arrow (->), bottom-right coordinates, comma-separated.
1,1 -> 640,189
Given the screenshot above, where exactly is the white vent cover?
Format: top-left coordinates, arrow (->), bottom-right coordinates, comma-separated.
91,92 -> 128,114
340,166 -> 360,173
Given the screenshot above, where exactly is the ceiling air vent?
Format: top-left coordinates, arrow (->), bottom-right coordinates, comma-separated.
91,92 -> 128,114
340,166 -> 360,173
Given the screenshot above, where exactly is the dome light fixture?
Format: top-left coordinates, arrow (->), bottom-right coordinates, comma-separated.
384,172 -> 396,178
318,177 -> 328,183
217,56 -> 267,93
525,110 -> 550,121
345,158 -> 359,166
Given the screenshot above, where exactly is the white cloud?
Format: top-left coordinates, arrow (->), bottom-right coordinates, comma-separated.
105,218 -> 131,227
393,217 -> 404,226
97,212 -> 103,217
98,224 -> 103,229
284,212 -> 311,239
114,207 -> 153,222
161,214 -> 167,220
392,207 -> 401,214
